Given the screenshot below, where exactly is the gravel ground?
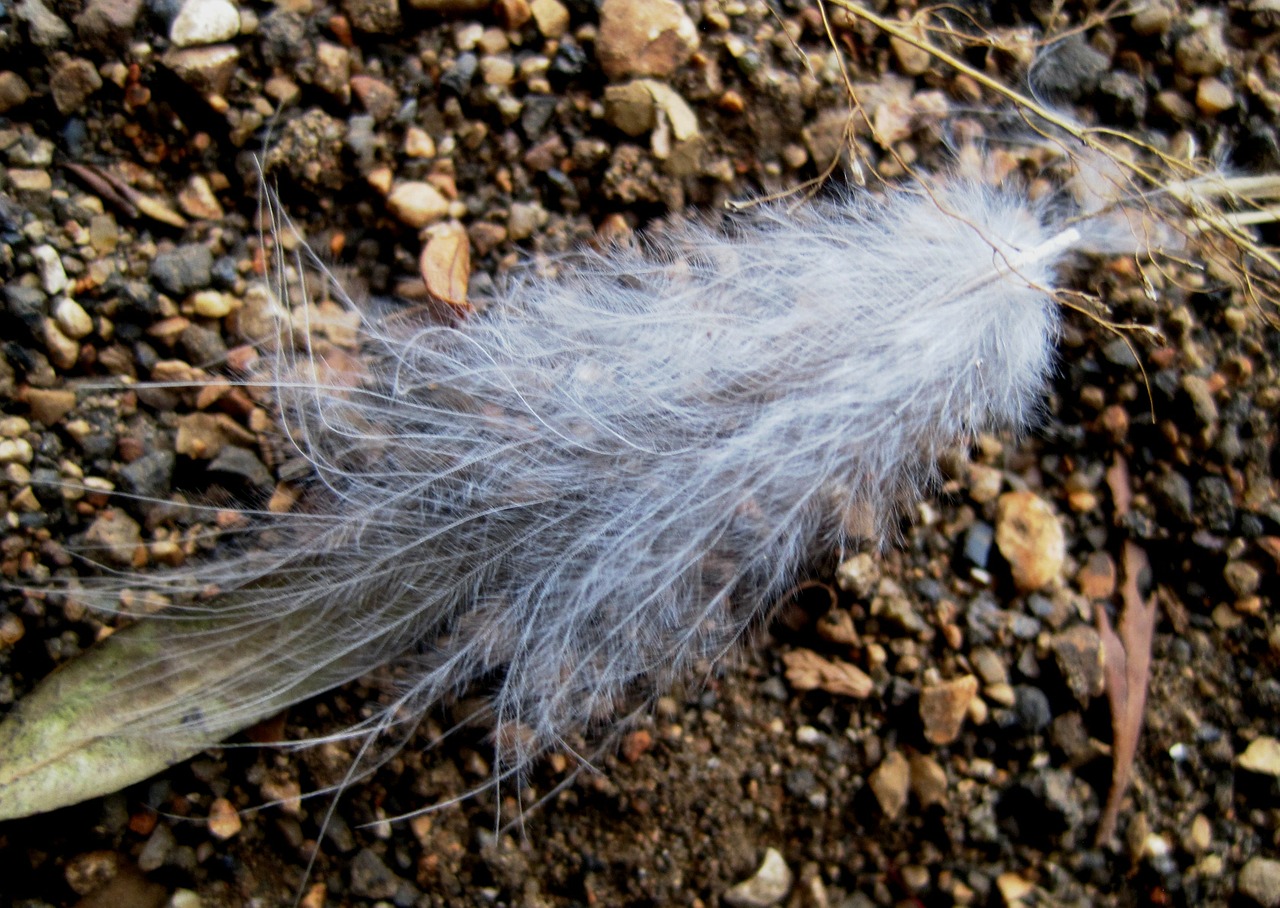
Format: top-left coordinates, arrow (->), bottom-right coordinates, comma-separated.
2,0 -> 1280,906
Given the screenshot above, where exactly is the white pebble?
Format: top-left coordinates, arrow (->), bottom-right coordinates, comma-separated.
0,439 -> 34,465
54,297 -> 93,339
32,244 -> 67,295
170,0 -> 241,48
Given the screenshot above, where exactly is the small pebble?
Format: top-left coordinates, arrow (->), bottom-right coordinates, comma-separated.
15,0 -> 72,47
161,46 -> 242,96
351,74 -> 397,120
1175,10 -> 1229,77
1240,857 -> 1280,908
83,508 -> 143,567
1184,814 -> 1212,853
1051,625 -> 1105,703
177,174 -> 225,220
0,72 -> 32,113
620,728 -> 652,762
1224,560 -> 1262,598
889,18 -> 931,75
50,57 -> 102,114
920,674 -> 978,745
1196,77 -> 1235,115
507,202 -> 547,241
1012,685 -> 1052,733
995,491 -> 1065,592
65,851 -> 119,896
207,797 -> 242,839
909,753 -> 948,809
313,42 -> 351,101
31,245 -> 68,295
530,0 -> 569,38
386,181 -> 450,228
1131,1 -> 1173,35
74,0 -> 143,48
967,648 -> 1008,681
348,847 -> 402,898
834,552 -> 878,598
54,298 -> 93,339
1075,551 -> 1116,599
24,388 -> 77,425
169,0 -> 240,47
151,244 -> 214,296
404,127 -> 436,158
723,848 -> 793,908
191,290 -> 238,319
996,871 -> 1034,906
596,0 -> 700,81
42,318 -> 81,369
870,750 -> 910,820
1238,736 -> 1280,778
343,0 -> 401,34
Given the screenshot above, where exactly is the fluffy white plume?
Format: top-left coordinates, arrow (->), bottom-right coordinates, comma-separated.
0,174 -> 1091,819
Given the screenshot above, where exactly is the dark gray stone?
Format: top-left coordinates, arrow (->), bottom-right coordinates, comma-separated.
150,244 -> 213,296
349,848 -> 402,900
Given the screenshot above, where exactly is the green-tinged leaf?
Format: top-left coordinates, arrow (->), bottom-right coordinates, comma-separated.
0,619 -> 233,820
0,601 -> 354,820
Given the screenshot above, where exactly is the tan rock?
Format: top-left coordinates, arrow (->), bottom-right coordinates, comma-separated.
596,0 -> 699,81
386,181 -> 449,228
995,491 -> 1065,592
1239,736 -> 1280,778
920,674 -> 978,745
207,797 -> 242,839
869,751 -> 910,820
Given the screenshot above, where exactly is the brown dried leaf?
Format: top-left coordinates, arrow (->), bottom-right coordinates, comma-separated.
1095,541 -> 1158,846
781,648 -> 873,698
420,221 -> 471,311
1105,454 -> 1132,519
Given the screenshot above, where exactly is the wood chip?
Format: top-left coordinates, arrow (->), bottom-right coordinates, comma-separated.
781,649 -> 873,698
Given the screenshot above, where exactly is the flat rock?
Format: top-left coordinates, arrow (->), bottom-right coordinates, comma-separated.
162,45 -> 241,95
596,0 -> 699,81
920,674 -> 978,745
24,388 -> 76,425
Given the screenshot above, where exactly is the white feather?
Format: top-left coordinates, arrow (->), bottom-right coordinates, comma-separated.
1,170 -> 1104,818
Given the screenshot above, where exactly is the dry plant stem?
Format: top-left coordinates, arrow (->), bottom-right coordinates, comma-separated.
828,0 -> 1280,290
1095,541 -> 1158,846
